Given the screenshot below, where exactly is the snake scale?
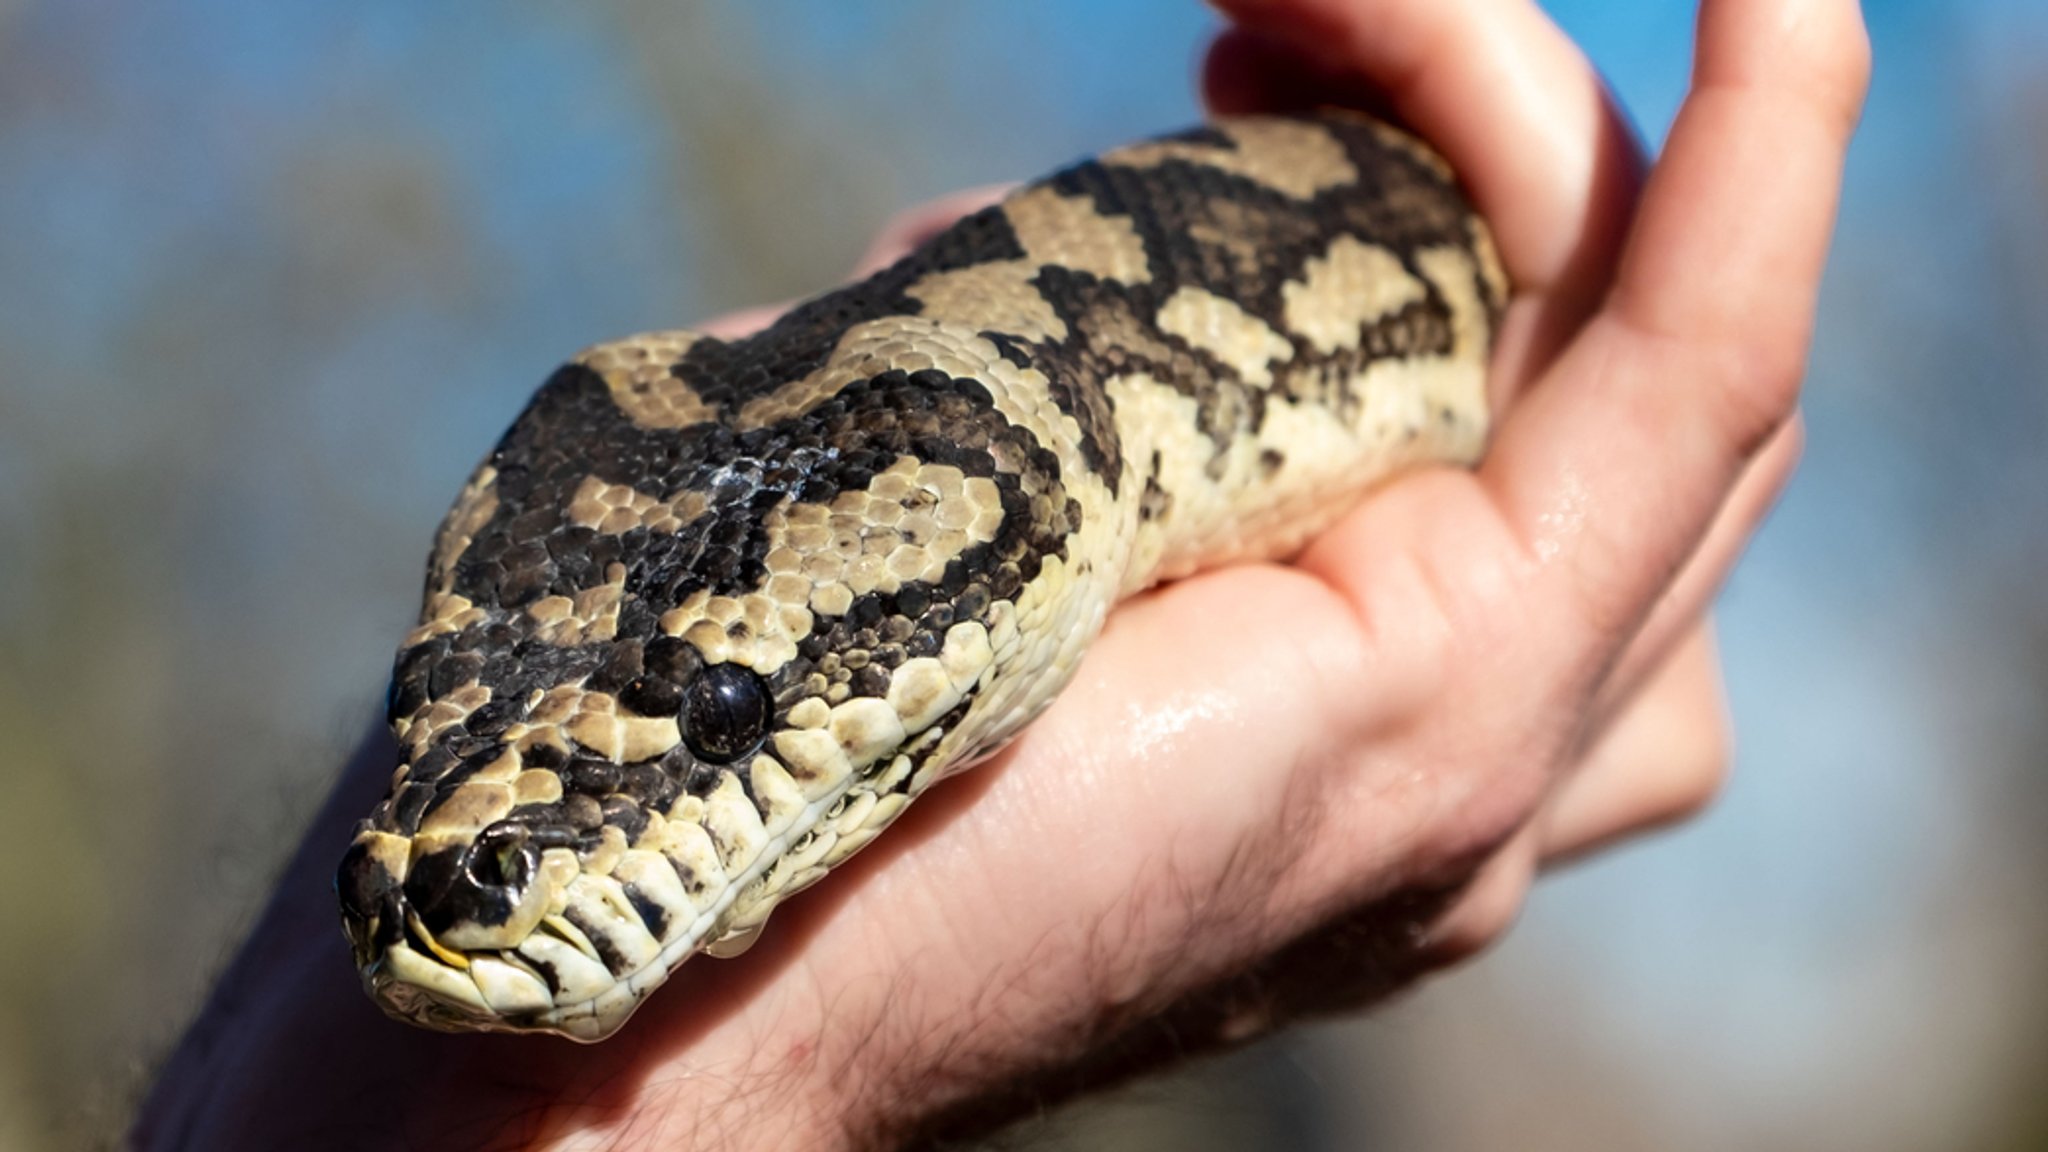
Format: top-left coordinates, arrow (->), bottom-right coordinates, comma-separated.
336,109 -> 1504,1041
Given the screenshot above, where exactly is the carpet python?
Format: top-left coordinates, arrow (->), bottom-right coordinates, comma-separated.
336,109 -> 1505,1041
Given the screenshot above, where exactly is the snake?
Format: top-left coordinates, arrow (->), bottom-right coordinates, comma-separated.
335,108 -> 1504,1042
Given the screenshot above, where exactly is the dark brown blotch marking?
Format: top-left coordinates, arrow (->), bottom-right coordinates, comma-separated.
562,905 -> 634,975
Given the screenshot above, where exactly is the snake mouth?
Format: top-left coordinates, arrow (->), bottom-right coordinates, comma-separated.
336,737 -> 919,1040
339,854 -> 730,1041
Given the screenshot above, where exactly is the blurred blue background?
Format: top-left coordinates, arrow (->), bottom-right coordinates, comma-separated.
3,2 -> 2044,1148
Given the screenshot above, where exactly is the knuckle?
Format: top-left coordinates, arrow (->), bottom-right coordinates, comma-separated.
1708,336 -> 1808,462
1724,0 -> 1872,135
1796,1 -> 1874,132
1646,704 -> 1733,826
1419,842 -> 1536,966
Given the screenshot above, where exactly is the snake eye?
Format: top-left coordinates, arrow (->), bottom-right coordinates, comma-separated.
681,663 -> 773,763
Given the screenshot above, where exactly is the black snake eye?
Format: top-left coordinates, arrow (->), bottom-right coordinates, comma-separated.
681,663 -> 773,763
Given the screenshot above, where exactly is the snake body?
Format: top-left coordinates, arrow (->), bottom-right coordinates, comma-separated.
336,109 -> 1503,1041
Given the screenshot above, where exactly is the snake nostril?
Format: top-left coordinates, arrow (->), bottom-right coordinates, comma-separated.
396,824 -> 548,944
368,818 -> 572,956
468,821 -> 538,892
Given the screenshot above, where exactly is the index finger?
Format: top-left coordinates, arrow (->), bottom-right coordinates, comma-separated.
1486,0 -> 1868,636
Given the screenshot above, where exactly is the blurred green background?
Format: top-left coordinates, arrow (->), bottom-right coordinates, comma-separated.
3,1 -> 2046,1148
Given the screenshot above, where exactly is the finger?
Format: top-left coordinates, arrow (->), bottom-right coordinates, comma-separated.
1609,0 -> 1870,377
1482,0 -> 1867,640
1203,0 -> 1644,303
1416,822 -> 1541,964
1590,414 -> 1800,721
1201,25 -> 1399,119
1539,624 -> 1730,863
849,184 -> 1013,277
697,186 -> 1016,341
697,301 -> 795,339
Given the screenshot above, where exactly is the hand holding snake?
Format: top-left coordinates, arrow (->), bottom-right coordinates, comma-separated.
135,0 -> 1868,1146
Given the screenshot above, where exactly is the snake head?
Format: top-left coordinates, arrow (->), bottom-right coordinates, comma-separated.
336,318 -> 1089,1040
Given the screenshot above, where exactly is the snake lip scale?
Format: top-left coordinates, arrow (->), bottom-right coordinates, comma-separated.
334,109 -> 1505,1042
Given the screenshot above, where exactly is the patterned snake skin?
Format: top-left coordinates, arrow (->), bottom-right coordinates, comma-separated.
336,109 -> 1505,1041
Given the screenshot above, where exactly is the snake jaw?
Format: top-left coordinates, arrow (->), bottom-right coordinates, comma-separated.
341,750 -> 931,1041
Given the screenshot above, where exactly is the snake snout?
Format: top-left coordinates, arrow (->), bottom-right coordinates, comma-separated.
390,821 -> 562,953
336,833 -> 407,961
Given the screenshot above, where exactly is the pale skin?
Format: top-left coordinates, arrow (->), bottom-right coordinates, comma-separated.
132,0 -> 1869,1147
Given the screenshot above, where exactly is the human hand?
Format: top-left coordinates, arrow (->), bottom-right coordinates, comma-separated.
132,1 -> 1867,1147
